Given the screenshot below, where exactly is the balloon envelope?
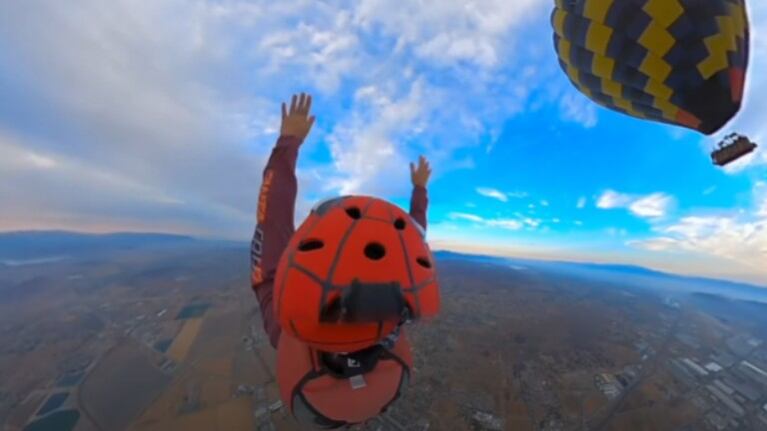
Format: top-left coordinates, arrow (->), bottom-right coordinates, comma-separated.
552,0 -> 750,135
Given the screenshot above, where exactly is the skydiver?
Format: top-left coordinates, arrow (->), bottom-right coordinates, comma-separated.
250,93 -> 439,428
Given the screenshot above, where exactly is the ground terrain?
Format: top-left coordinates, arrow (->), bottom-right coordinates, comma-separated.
1,233 -> 766,430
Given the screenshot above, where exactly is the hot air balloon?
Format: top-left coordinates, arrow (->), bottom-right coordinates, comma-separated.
551,0 -> 751,145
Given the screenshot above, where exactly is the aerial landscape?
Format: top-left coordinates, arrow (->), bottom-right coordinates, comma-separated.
3,0 -> 767,430
1,232 -> 766,431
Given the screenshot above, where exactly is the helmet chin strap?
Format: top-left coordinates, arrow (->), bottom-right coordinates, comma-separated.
320,308 -> 411,359
318,308 -> 411,379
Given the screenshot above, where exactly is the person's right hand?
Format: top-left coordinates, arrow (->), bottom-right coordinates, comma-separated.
410,155 -> 432,188
281,93 -> 315,142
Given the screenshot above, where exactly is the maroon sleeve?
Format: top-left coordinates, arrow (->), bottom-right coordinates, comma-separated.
409,185 -> 428,231
251,135 -> 301,348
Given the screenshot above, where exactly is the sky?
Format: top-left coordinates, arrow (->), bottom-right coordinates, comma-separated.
1,0 -> 766,285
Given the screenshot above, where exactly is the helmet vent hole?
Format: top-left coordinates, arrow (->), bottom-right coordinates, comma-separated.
364,242 -> 386,260
394,218 -> 407,230
416,257 -> 432,269
298,239 -> 324,252
346,207 -> 362,220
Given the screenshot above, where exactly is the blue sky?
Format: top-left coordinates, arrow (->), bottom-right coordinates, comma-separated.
1,1 -> 766,284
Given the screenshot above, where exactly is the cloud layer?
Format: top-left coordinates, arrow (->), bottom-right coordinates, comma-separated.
629,183 -> 767,282
597,190 -> 675,219
448,212 -> 541,231
0,0 -> 563,238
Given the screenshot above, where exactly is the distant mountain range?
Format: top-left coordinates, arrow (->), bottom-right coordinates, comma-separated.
433,250 -> 767,302
0,231 -> 197,260
2,232 -> 764,302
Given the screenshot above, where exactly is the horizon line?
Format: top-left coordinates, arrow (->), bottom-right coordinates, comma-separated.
2,228 -> 765,289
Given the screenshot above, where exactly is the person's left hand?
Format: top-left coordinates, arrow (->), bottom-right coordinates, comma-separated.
280,93 -> 315,142
410,155 -> 432,188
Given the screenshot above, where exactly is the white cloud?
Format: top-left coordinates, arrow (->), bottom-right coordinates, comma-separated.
522,218 -> 541,228
448,212 -> 534,231
0,0 -> 290,237
353,0 -> 546,68
258,10 -> 361,93
24,152 -> 58,169
597,190 -> 674,219
628,193 -> 674,218
632,216 -> 767,272
630,183 -> 767,279
540,199 -> 549,207
576,196 -> 587,209
559,92 -> 598,128
596,190 -> 633,209
0,130 -> 250,236
449,212 -> 485,223
486,219 -> 524,230
476,187 -> 509,202
327,80 -> 425,195
0,0 -> 561,237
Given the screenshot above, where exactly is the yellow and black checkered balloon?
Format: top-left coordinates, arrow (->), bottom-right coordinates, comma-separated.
552,0 -> 750,135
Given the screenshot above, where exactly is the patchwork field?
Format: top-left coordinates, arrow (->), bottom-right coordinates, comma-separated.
80,339 -> 171,430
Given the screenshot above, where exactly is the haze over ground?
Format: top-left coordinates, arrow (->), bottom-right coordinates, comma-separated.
1,0 -> 766,284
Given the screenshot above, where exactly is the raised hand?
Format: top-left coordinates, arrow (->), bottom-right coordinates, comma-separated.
410,155 -> 432,188
281,93 -> 316,142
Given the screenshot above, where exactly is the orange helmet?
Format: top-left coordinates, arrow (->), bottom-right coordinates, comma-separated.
274,195 -> 439,353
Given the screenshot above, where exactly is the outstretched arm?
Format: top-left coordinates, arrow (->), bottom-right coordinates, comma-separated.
251,93 -> 315,348
409,155 -> 431,231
